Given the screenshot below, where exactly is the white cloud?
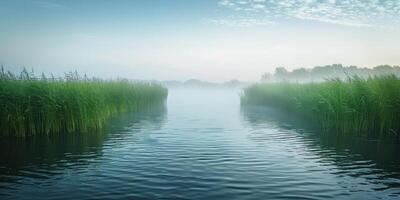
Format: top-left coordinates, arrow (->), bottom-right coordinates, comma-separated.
217,0 -> 400,28
204,18 -> 275,27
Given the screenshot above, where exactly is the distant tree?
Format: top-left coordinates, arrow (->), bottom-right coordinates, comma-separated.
291,68 -> 308,81
373,65 -> 394,75
224,79 -> 240,87
274,67 -> 288,81
226,79 -> 239,84
261,72 -> 272,82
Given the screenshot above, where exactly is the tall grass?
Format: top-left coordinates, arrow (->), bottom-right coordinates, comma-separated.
242,75 -> 400,138
0,68 -> 168,137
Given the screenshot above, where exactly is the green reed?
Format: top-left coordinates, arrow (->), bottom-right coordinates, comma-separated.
242,75 -> 400,138
0,68 -> 168,137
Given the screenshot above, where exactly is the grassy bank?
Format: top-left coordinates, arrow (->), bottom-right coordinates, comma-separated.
0,69 -> 168,137
241,75 -> 400,138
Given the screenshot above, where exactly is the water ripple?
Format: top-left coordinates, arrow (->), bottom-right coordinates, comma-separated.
0,89 -> 399,199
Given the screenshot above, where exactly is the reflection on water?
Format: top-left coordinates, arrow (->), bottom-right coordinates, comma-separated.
0,104 -> 166,197
241,105 -> 400,198
0,132 -> 107,182
0,89 -> 400,199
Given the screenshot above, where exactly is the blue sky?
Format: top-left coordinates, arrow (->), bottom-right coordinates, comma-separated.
1,0 -> 400,81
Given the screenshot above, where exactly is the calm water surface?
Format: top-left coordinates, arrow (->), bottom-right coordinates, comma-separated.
1,89 -> 400,199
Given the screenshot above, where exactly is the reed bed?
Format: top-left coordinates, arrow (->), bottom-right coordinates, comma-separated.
242,75 -> 400,138
0,69 -> 168,137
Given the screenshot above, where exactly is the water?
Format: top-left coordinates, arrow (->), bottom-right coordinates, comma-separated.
1,89 -> 400,199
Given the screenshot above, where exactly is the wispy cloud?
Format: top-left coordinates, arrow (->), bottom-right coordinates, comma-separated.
34,0 -> 66,9
216,0 -> 400,28
205,17 -> 275,27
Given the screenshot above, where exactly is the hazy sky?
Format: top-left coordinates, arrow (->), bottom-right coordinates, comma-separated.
1,0 -> 400,82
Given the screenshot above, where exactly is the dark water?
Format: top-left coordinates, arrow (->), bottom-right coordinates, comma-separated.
1,89 -> 400,199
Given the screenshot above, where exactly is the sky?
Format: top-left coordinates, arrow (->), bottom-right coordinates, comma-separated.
0,0 -> 400,82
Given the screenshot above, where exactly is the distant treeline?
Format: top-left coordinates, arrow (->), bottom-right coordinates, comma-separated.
0,67 -> 168,137
261,64 -> 400,82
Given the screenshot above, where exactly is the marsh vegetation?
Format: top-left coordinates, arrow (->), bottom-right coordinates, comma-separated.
0,68 -> 167,137
242,75 -> 400,138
